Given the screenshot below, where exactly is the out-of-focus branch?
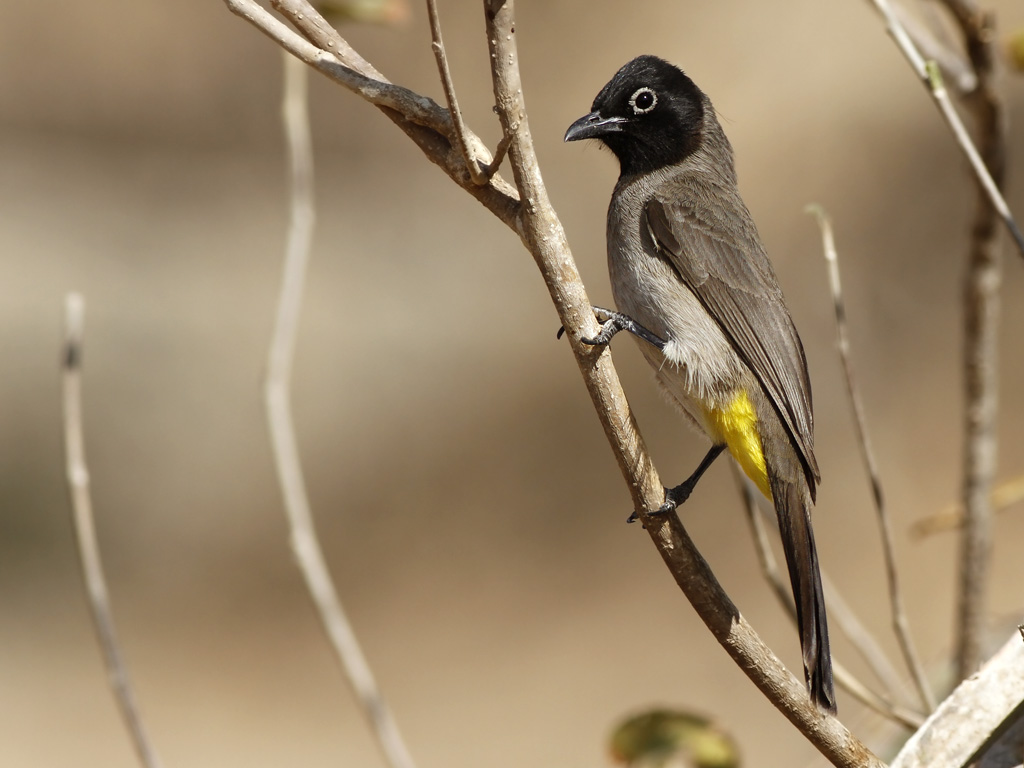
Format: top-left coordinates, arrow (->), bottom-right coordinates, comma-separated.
890,631 -> 1024,768
890,0 -> 976,91
911,474 -> 1024,538
821,583 -> 926,730
738,474 -> 925,730
62,294 -> 164,768
263,53 -> 417,768
931,0 -> 1006,686
865,0 -> 1024,258
482,2 -> 881,765
807,207 -> 935,713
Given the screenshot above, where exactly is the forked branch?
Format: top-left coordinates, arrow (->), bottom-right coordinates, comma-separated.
865,0 -> 1023,258
426,0 -> 508,183
226,0 -> 521,227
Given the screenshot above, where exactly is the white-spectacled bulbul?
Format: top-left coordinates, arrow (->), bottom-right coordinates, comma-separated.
564,55 -> 835,712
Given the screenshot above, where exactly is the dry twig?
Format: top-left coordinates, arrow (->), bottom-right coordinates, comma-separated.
865,0 -> 1023,258
891,0 -> 976,91
425,0 -> 507,183
911,473 -> 1024,538
62,293 -> 164,768
226,0 -> 520,224
808,206 -> 935,712
930,0 -> 1006,684
263,53 -> 417,768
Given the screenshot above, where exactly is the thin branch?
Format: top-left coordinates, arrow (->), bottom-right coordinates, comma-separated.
738,474 -> 925,730
822,585 -> 926,729
891,1 -> 976,91
830,665 -> 924,731
865,0 -> 1024,258
911,473 -> 1024,538
225,0 -> 521,226
61,293 -> 164,768
263,53 -> 417,768
890,631 -> 1024,768
929,0 -> 1006,683
426,0 -> 498,184
481,2 -> 881,765
808,206 -> 935,712
822,563 -> 908,695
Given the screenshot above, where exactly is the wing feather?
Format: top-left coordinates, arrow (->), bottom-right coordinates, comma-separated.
645,193 -> 820,484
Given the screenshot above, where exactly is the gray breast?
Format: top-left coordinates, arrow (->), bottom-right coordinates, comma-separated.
605,171 -> 747,415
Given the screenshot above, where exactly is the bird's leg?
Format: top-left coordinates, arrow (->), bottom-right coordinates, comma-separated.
627,444 -> 727,523
661,443 -> 727,510
557,306 -> 667,350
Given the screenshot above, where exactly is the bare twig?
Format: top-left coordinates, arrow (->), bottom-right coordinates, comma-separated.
912,473 -> 1024,538
482,2 -> 881,765
61,293 -> 164,768
891,1 -> 976,91
264,53 -> 417,768
865,0 -> 1024,258
426,0 -> 501,184
890,631 -> 1024,768
931,0 -> 1006,685
738,475 -> 925,729
808,206 -> 936,712
225,0 -> 521,225
822,585 -> 926,729
828,665 -> 925,731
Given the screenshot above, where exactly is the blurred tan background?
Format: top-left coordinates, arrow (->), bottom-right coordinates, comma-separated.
2,1 -> 1024,766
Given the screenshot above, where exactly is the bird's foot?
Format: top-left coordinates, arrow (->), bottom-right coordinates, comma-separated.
625,481 -> 695,524
661,478 -> 698,511
557,307 -> 666,351
625,444 -> 727,524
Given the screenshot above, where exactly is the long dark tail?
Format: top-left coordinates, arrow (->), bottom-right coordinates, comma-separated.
769,472 -> 836,713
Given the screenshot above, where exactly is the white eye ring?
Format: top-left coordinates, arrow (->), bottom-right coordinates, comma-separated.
628,87 -> 658,115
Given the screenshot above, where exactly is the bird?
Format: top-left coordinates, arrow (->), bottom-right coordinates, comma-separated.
564,55 -> 835,712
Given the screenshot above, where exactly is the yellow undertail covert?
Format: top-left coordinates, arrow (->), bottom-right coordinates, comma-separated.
704,389 -> 771,500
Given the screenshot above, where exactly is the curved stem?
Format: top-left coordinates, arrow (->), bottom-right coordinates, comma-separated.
264,53 -> 417,768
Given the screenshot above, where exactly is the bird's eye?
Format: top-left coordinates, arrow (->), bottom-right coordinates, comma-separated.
628,87 -> 657,115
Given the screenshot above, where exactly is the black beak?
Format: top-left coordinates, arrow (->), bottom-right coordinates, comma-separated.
564,111 -> 627,142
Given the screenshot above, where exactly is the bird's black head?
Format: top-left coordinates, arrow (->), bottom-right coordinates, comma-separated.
564,55 -> 706,178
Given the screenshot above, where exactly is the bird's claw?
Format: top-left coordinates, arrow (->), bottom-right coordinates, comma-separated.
556,307 -> 629,346
626,487 -> 683,524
